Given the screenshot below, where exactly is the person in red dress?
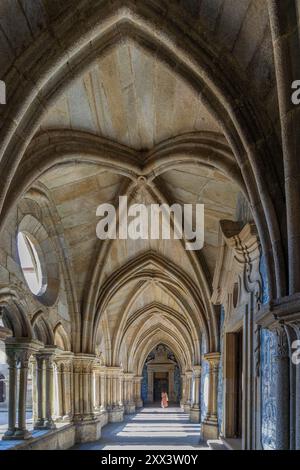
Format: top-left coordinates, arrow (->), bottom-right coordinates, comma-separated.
161,391 -> 169,408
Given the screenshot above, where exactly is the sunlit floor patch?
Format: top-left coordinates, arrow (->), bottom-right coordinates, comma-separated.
72,405 -> 209,450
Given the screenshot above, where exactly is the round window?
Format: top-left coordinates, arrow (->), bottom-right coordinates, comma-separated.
17,232 -> 47,296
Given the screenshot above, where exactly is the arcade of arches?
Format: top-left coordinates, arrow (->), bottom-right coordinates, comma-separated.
0,0 -> 300,451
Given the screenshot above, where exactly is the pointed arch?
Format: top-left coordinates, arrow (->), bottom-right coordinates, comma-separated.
116,303 -> 199,372
91,251 -> 213,353
132,327 -> 194,375
0,288 -> 33,339
31,311 -> 54,345
0,1 -> 286,304
53,322 -> 71,351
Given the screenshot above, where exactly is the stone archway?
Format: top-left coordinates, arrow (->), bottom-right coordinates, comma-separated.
142,344 -> 181,405
1,0 -> 300,452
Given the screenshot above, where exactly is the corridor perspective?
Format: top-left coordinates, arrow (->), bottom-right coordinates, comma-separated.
1,0 -> 300,453
72,406 -> 210,450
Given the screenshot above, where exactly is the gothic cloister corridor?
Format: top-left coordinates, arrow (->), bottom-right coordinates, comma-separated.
0,0 -> 300,458
72,406 -> 210,451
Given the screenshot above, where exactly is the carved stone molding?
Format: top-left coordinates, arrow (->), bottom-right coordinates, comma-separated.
211,221 -> 261,329
257,293 -> 300,329
272,325 -> 289,359
203,352 -> 221,367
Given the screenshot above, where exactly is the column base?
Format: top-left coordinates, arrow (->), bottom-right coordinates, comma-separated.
75,418 -> 102,443
108,407 -> 124,422
58,414 -> 73,423
135,399 -> 143,409
34,418 -> 45,430
201,419 -> 219,440
190,407 -> 201,423
73,413 -> 96,422
2,429 -> 16,440
2,428 -> 32,440
124,403 -> 136,414
183,403 -> 191,413
44,419 -> 56,430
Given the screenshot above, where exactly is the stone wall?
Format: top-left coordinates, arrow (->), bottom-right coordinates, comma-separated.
260,329 -> 277,450
200,339 -> 209,422
217,308 -> 225,433
259,253 -> 276,449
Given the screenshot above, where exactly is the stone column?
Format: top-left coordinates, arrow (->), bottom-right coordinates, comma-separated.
267,0 -> 300,295
134,376 -> 143,408
92,364 -> 100,413
3,340 -> 41,440
202,352 -> 220,440
168,368 -> 175,402
14,349 -> 31,438
44,352 -> 56,429
106,367 -> 124,422
73,354 -> 110,443
30,358 -> 37,424
55,360 -> 63,420
292,322 -> 300,450
118,374 -> 123,408
100,367 -> 107,412
2,349 -> 17,439
113,375 -> 118,407
147,370 -> 154,403
124,373 -> 135,414
55,354 -> 74,422
110,373 -> 115,409
63,357 -> 73,420
73,354 -> 96,421
190,366 -> 201,423
106,372 -> 112,411
184,371 -> 192,412
273,325 -> 290,450
34,354 -> 45,429
180,374 -> 186,409
282,320 -> 300,451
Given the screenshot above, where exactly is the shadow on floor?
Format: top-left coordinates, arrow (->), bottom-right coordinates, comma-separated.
72,405 -> 209,450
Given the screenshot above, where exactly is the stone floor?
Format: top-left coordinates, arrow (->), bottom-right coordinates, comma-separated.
73,405 -> 210,450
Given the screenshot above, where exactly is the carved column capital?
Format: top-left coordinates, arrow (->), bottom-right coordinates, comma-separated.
5,339 -> 41,368
134,375 -> 143,384
192,365 -> 202,377
5,348 -> 17,368
106,366 -> 123,377
204,352 -> 221,370
73,354 -> 96,373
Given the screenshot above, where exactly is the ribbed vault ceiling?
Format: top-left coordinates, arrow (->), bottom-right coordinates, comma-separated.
40,40 -> 220,149
1,0 -> 275,360
34,28 -> 241,361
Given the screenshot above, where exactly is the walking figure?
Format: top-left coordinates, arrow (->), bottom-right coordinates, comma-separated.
161,390 -> 169,408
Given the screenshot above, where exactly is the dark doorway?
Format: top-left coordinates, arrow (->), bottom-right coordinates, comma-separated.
154,373 -> 168,402
235,329 -> 243,438
224,330 -> 244,440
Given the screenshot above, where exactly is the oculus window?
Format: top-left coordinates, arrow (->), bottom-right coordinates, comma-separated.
17,232 -> 46,296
